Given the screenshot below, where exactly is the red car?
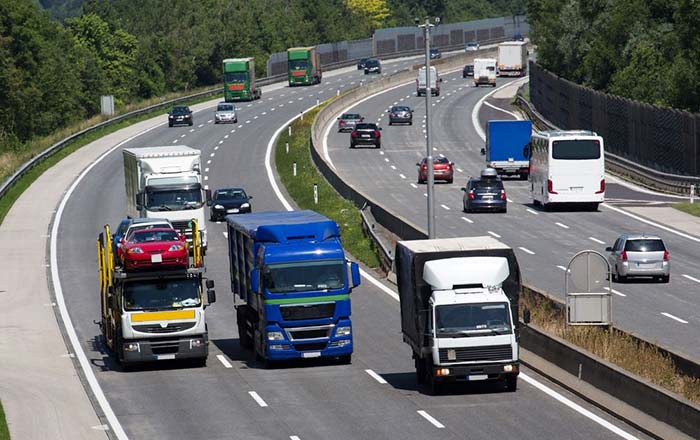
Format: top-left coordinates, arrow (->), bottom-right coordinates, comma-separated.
417,157 -> 454,184
120,228 -> 188,270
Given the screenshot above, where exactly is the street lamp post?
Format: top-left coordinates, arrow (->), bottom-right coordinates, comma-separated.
417,17 -> 440,238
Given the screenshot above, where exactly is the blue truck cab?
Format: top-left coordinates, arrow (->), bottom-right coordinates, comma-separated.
482,120 -> 533,179
226,210 -> 360,365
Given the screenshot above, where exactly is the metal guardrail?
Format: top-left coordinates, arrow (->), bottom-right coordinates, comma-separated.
515,93 -> 700,195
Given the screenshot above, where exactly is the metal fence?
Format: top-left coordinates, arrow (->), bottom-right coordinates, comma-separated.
529,61 -> 700,178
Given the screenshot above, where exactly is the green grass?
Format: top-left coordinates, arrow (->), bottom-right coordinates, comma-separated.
275,105 -> 381,268
0,400 -> 9,440
0,92 -> 219,226
673,202 -> 700,217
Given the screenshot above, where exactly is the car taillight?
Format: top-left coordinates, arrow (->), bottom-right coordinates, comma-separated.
547,179 -> 558,194
663,250 -> 669,261
595,179 -> 605,194
468,190 -> 475,200
500,189 -> 506,200
422,164 -> 427,170
375,130 -> 380,137
621,251 -> 628,261
340,120 -> 345,125
351,131 -> 358,137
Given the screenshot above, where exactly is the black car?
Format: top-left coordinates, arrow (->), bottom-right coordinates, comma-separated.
429,48 -> 441,60
462,64 -> 474,78
357,58 -> 369,70
461,168 -> 507,213
350,123 -> 382,148
168,106 -> 193,127
512,33 -> 524,41
208,188 -> 252,220
388,106 -> 413,125
364,59 -> 382,74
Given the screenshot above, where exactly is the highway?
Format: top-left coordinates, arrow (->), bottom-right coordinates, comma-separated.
53,56 -> 649,439
323,69 -> 700,361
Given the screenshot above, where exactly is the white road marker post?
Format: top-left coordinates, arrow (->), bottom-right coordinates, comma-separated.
313,183 -> 318,204
293,162 -> 297,177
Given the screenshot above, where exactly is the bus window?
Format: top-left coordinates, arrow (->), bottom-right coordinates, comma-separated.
552,140 -> 600,160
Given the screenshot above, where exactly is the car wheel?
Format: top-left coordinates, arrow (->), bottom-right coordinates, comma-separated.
189,121 -> 193,126
350,143 -> 355,149
168,123 -> 173,127
376,142 -> 381,149
388,121 -> 392,126
234,118 -> 238,123
661,275 -> 670,283
505,374 -> 517,392
501,207 -> 508,213
447,178 -> 453,184
409,121 -> 413,125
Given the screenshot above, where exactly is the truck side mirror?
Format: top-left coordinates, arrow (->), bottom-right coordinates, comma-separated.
350,262 -> 361,288
206,279 -> 215,289
523,144 -> 531,158
439,78 -> 443,82
207,289 -> 217,304
248,195 -> 253,199
250,269 -> 260,293
480,148 -> 486,155
523,308 -> 531,325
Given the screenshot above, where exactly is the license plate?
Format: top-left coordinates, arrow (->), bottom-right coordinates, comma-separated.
483,195 -> 493,199
302,351 -> 321,358
361,134 -> 370,138
637,262 -> 657,268
151,254 -> 163,263
156,354 -> 175,360
570,186 -> 584,192
227,208 -> 239,213
176,117 -> 183,120
467,374 -> 488,381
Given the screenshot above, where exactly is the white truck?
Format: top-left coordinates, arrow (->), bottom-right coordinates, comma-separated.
396,237 -> 525,394
497,41 -> 528,77
473,58 -> 497,87
416,66 -> 441,96
123,146 -> 209,250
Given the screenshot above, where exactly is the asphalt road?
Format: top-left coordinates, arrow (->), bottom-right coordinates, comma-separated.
324,70 -> 700,361
54,57 -> 649,439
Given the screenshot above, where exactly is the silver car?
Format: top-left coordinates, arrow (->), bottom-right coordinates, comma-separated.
215,102 -> 238,124
337,113 -> 364,132
606,234 -> 670,283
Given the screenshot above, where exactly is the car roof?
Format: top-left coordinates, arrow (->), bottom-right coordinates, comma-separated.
618,233 -> 663,241
480,168 -> 498,178
132,227 -> 177,234
355,122 -> 377,128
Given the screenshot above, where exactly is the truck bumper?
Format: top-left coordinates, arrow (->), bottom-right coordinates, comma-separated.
433,361 -> 519,383
121,334 -> 208,364
266,339 -> 353,361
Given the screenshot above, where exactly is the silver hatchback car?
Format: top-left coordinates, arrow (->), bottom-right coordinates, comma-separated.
606,234 -> 669,283
215,102 -> 238,124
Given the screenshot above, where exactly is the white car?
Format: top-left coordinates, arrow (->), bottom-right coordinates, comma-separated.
466,41 -> 480,51
215,102 -> 238,124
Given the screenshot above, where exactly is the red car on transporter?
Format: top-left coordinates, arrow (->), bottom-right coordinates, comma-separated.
119,228 -> 188,270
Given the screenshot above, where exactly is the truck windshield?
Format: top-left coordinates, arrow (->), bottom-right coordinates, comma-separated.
264,260 -> 345,293
146,188 -> 202,211
123,278 -> 201,311
435,302 -> 511,337
224,72 -> 248,83
289,60 -> 308,71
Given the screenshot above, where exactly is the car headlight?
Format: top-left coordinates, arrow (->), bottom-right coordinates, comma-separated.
214,204 -> 224,210
169,244 -> 184,251
335,326 -> 351,337
240,203 -> 250,208
169,115 -> 174,119
267,331 -> 285,341
127,247 -> 143,254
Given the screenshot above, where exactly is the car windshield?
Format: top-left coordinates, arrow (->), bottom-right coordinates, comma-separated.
436,302 -> 511,337
224,72 -> 247,83
215,189 -> 247,201
625,239 -> 665,252
123,278 -> 201,311
289,60 -> 308,70
552,139 -> 601,160
217,104 -> 234,111
172,107 -> 189,114
355,123 -> 377,130
146,188 -> 203,210
130,229 -> 179,243
471,179 -> 503,189
126,223 -> 171,239
431,49 -> 439,54
392,106 -> 410,112
468,42 -> 478,47
264,260 -> 346,293
366,60 -> 379,66
342,113 -> 361,120
422,157 -> 449,164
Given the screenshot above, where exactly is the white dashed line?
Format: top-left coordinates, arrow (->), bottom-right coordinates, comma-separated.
526,208 -> 539,215
198,124 -> 204,128
206,160 -> 211,164
555,222 -> 570,229
682,274 -> 700,284
390,165 -> 397,170
231,129 -> 235,133
589,237 -> 606,244
204,176 -> 209,181
214,146 -> 219,151
379,151 -> 384,155
410,183 -> 418,188
224,134 -> 229,139
210,153 -> 215,157
417,410 -> 445,429
248,391 -> 268,407
384,158 -> 390,162
218,140 -> 224,144
603,287 -> 626,297
262,112 -> 267,115
189,129 -> 195,133
204,168 -> 209,172
172,139 -> 178,143
399,174 -> 406,179
254,115 -> 259,119
456,168 -> 463,173
365,369 -> 387,384
290,436 -> 301,440
519,247 -> 535,255
440,204 -> 450,210
216,354 -> 233,368
507,198 -> 513,203
661,312 -> 688,324
246,120 -> 251,124
180,134 -> 186,138
461,216 -> 473,224
487,231 -> 501,238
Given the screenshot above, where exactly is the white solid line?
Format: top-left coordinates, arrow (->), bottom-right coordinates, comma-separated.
661,312 -> 688,324
519,247 -> 535,255
526,208 -> 539,215
417,410 -> 445,429
682,274 -> 700,284
365,369 -> 388,384
556,265 -> 567,271
290,437 -> 301,440
487,231 -> 501,238
483,100 -> 520,118
520,373 -> 640,440
603,287 -> 626,297
249,391 -> 269,407
217,354 -> 233,368
555,222 -> 569,229
601,203 -> 700,243
472,77 -> 529,141
461,216 -> 473,224
589,237 -> 605,244
440,204 -> 450,210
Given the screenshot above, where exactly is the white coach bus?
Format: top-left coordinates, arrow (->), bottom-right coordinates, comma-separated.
525,130 -> 605,210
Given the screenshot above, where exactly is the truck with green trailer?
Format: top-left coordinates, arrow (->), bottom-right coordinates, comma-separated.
223,58 -> 261,102
287,47 -> 322,86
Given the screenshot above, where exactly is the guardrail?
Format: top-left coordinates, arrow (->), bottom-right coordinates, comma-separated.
308,55 -> 700,439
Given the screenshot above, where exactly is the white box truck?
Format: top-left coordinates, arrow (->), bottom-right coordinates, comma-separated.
123,146 -> 209,250
473,58 -> 497,87
397,237 -> 525,394
416,66 -> 441,96
497,41 -> 528,77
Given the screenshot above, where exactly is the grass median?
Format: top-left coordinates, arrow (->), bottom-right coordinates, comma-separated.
275,105 -> 380,268
673,202 -> 700,217
522,286 -> 700,404
0,400 -> 9,440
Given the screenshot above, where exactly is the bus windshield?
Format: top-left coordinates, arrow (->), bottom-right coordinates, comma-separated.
224,72 -> 248,83
124,278 -> 201,311
264,260 -> 345,293
289,60 -> 309,71
552,139 -> 601,160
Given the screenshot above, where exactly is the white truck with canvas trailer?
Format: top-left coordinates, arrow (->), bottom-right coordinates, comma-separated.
396,237 -> 525,394
497,41 -> 528,77
123,146 -> 209,250
473,58 -> 497,87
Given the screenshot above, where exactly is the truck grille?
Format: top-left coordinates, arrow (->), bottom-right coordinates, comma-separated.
280,303 -> 335,321
133,322 -> 196,334
151,340 -> 181,355
288,328 -> 331,340
438,345 -> 512,363
294,342 -> 328,352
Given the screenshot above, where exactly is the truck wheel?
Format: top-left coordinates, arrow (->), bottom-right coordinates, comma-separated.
505,374 -> 518,392
415,358 -> 427,384
429,376 -> 442,395
338,355 -> 352,365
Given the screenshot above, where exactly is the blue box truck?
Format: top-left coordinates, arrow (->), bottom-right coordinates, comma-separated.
226,210 -> 360,366
481,120 -> 532,179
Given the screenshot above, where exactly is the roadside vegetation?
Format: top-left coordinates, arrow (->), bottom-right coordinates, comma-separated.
673,202 -> 700,218
522,286 -> 700,404
0,400 -> 9,440
275,105 -> 381,268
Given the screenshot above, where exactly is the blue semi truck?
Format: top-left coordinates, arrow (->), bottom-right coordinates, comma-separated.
481,120 -> 533,179
226,210 -> 360,366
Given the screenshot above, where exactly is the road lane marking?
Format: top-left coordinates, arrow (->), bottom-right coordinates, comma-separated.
472,78 -> 529,141
365,369 -> 387,384
198,124 -> 204,128
399,174 -> 406,179
224,134 -> 229,139
557,265 -> 567,271
385,158 -> 390,162
222,231 -> 228,238
210,153 -> 215,157
249,391 -> 268,407
519,247 -> 535,255
440,204 -> 450,210
661,312 -> 688,324
461,216 -> 473,224
683,274 -> 700,284
217,354 -> 233,368
417,410 -> 445,429
555,222 -> 569,229
206,160 -> 211,164
410,183 -> 418,188
456,168 -> 463,173
172,139 -> 178,143
390,165 -> 397,170
189,128 -> 195,133
589,237 -> 605,244
290,437 -> 301,440
218,140 -> 224,144
601,203 -> 700,243
488,231 -> 501,238
527,208 -> 539,215
207,119 -> 213,123
204,168 -> 209,172
603,287 -> 626,297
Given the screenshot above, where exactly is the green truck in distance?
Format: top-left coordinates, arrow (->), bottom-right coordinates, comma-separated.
223,58 -> 261,102
287,47 -> 322,86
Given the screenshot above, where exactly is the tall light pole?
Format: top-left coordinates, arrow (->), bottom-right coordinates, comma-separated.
417,16 -> 440,238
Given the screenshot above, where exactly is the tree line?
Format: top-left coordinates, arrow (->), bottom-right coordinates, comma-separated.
527,0 -> 700,112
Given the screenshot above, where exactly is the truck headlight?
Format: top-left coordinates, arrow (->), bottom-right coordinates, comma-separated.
335,326 -> 351,337
267,331 -> 285,341
124,342 -> 140,352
